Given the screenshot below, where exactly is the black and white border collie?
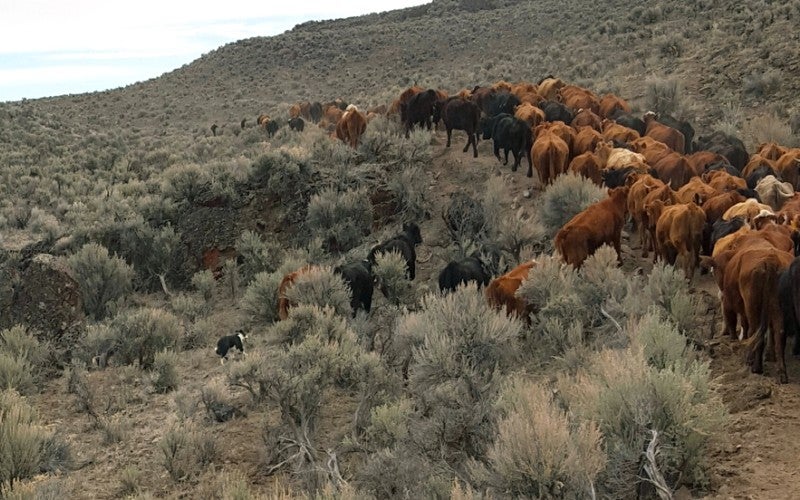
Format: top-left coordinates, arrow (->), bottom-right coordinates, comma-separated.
215,330 -> 247,365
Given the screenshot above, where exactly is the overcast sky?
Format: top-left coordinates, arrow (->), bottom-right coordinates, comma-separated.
0,1 -> 430,102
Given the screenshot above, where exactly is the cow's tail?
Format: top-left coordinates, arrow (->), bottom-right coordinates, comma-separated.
745,261 -> 777,369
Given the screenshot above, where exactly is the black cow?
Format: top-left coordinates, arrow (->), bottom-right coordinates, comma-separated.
309,101 -> 323,123
694,131 -> 749,171
438,253 -> 492,293
437,97 -> 480,158
481,113 -> 533,177
402,89 -> 438,136
779,257 -> 800,356
609,110 -> 647,136
708,216 -> 748,254
538,100 -> 574,124
706,161 -> 741,177
602,166 -> 640,188
746,165 -> 780,190
657,115 -> 695,153
368,222 -> 423,280
288,116 -> 305,132
334,260 -> 374,316
264,119 -> 280,137
736,187 -> 760,202
484,91 -> 521,117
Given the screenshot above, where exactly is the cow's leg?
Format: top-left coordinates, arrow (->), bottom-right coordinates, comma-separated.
511,149 -> 519,171
525,148 -> 533,178
721,297 -> 737,339
613,231 -> 623,265
446,128 -> 453,147
774,314 -> 788,383
504,148 -> 511,166
494,143 -> 502,162
471,133 -> 478,157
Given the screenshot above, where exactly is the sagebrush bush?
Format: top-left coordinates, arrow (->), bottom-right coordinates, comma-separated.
200,379 -> 244,422
75,323 -> 116,368
159,424 -> 219,482
282,266 -> 353,319
539,173 -> 606,235
472,378 -> 605,499
0,326 -> 50,394
305,187 -> 373,252
241,270 -> 283,325
389,285 -> 522,464
191,270 -> 215,303
372,251 -> 415,306
250,149 -> 315,206
169,292 -> 209,322
742,113 -> 796,149
558,346 -> 726,497
152,350 -> 179,393
743,69 -> 781,98
110,308 -> 182,369
67,242 -> 134,320
160,163 -> 212,205
237,230 -> 283,285
0,390 -> 48,492
644,77 -> 685,117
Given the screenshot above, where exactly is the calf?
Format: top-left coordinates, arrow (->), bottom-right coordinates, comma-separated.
215,331 -> 247,365
485,260 -> 537,323
438,253 -> 492,293
334,260 -> 375,316
368,222 -> 423,280
288,116 -> 305,132
555,186 -> 629,268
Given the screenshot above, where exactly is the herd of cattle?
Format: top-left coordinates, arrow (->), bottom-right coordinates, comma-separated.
268,76 -> 800,384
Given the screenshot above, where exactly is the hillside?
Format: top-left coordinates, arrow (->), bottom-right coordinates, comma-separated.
2,0 -> 800,498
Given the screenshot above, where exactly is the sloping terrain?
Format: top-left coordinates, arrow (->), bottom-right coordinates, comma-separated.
3,0 -> 800,498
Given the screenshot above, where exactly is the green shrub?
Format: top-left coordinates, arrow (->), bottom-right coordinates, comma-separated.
237,230 -> 283,285
743,69 -> 781,98
0,390 -> 47,492
281,266 -> 352,319
169,292 -> 209,322
159,424 -> 219,482
110,308 -> 182,369
191,269 -> 215,303
372,251 -> 415,307
558,346 -> 726,497
305,187 -> 373,252
0,326 -> 50,395
67,243 -> 134,320
160,163 -> 212,205
152,350 -> 179,393
471,378 -> 605,498
241,270 -> 283,325
250,150 -> 315,205
538,173 -> 605,235
644,77 -> 685,117
75,324 -> 116,368
365,398 -> 413,449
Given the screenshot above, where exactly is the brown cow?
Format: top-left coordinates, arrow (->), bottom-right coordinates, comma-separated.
335,105 -> 368,149
535,121 -> 575,156
721,247 -> 793,382
654,202 -> 706,280
687,151 -> 730,174
598,93 -> 632,118
774,149 -> 800,190
278,265 -> 316,320
643,112 -> 685,154
702,191 -> 747,224
756,141 -> 788,161
389,85 -> 424,120
511,81 -> 539,98
573,127 -> 604,156
653,152 -> 696,190
485,260 -> 537,323
571,108 -> 603,131
289,104 -> 301,119
702,169 -> 747,192
675,177 -> 720,205
601,119 -> 640,143
630,136 -> 672,166
555,186 -> 629,267
514,102 -> 546,128
741,153 -> 777,178
531,127 -> 570,186
627,174 -> 666,253
537,77 -> 566,100
642,185 -> 678,259
569,151 -> 604,186
557,85 -> 600,114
